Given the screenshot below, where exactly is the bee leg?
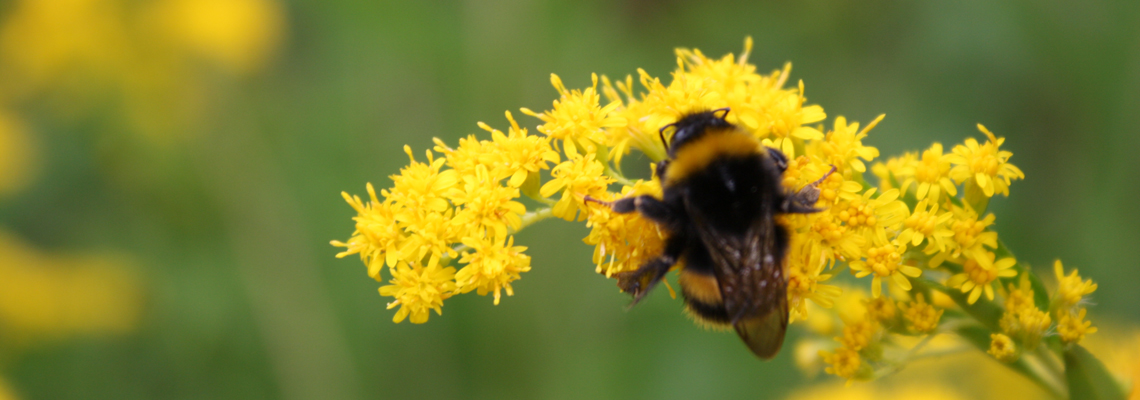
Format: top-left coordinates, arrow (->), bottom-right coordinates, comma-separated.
616,234 -> 686,306
783,165 -> 836,214
585,195 -> 674,225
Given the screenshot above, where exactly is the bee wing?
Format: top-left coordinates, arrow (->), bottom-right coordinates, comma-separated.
687,204 -> 788,359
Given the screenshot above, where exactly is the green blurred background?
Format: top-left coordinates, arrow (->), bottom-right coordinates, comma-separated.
0,0 -> 1137,399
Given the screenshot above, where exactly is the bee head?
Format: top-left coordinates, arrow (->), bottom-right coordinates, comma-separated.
663,108 -> 733,158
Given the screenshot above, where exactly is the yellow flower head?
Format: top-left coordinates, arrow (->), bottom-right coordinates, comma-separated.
521,73 -> 627,157
898,198 -> 954,252
900,294 -> 943,333
898,142 -> 958,202
863,296 -> 898,325
1057,308 -> 1097,345
583,180 -> 666,277
988,333 -> 1018,363
946,249 -> 1017,304
946,124 -> 1024,197
332,183 -> 404,277
447,164 -> 526,241
871,152 -> 916,193
540,153 -> 613,221
810,114 -> 883,174
387,146 -> 458,213
379,262 -> 457,324
849,242 -> 922,298
486,111 -> 561,187
455,236 -> 531,305
822,347 -> 865,384
930,204 -> 998,266
1053,259 -> 1097,312
786,240 -> 843,322
835,188 -> 909,246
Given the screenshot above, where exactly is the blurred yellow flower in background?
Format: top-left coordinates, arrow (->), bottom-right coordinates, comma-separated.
0,231 -> 141,348
0,111 -> 35,197
149,0 -> 285,75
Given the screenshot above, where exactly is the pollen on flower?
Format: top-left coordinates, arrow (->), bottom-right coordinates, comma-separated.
946,124 -> 1024,197
1057,308 -> 1097,344
836,188 -> 909,246
379,262 -> 457,324
900,294 -> 943,333
988,333 -> 1018,363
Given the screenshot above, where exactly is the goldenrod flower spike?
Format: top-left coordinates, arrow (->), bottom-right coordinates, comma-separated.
332,40 -> 1109,398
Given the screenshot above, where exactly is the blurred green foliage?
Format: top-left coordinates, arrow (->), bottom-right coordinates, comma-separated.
0,0 -> 1137,399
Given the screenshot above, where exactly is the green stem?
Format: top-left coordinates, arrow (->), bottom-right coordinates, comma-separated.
516,207 -> 554,232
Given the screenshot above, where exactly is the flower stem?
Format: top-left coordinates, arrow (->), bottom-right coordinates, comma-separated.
517,207 -> 554,232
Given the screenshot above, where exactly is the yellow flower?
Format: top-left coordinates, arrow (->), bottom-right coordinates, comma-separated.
786,239 -> 843,322
379,262 -> 457,324
433,134 -> 492,178
760,80 -> 827,158
898,143 -> 958,202
386,146 -> 459,213
455,236 -> 531,305
897,198 -> 954,252
946,124 -> 1024,197
521,73 -> 626,157
870,153 -> 916,193
1057,308 -> 1097,344
929,204 -> 997,266
486,111 -> 561,187
447,164 -> 526,241
332,183 -> 404,277
849,242 -> 922,298
988,333 -> 1018,363
540,153 -> 613,221
834,188 -> 909,246
583,180 -> 666,277
863,297 -> 898,325
999,275 -> 1051,349
1053,259 -> 1097,311
900,294 -> 943,333
810,115 -> 883,173
945,250 -> 1017,304
822,347 -> 865,384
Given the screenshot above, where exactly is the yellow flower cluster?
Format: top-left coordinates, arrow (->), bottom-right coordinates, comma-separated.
333,113 -> 557,323
333,39 -> 1103,391
1052,260 -> 1098,344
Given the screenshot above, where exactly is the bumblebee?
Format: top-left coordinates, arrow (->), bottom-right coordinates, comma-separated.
588,109 -> 830,359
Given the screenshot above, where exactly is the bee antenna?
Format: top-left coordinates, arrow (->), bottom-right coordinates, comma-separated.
713,107 -> 731,120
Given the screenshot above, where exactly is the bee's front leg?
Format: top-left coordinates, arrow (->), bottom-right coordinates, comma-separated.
783,165 -> 836,214
585,195 -> 674,225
